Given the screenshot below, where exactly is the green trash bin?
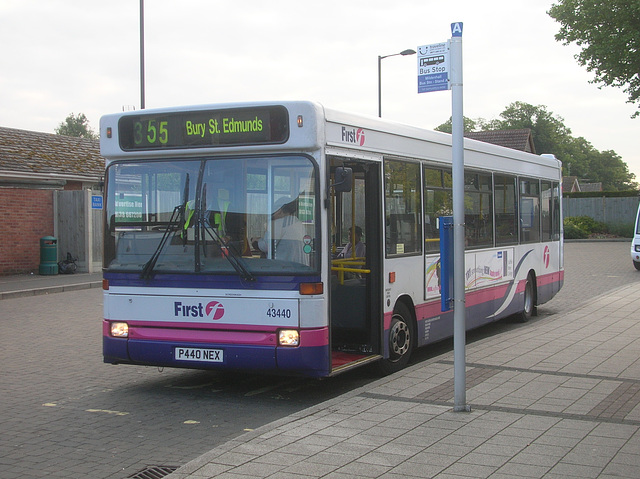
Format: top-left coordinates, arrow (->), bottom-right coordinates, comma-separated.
39,236 -> 58,275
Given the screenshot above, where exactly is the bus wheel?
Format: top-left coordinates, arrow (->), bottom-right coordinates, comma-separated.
378,303 -> 415,375
516,274 -> 536,323
634,260 -> 640,271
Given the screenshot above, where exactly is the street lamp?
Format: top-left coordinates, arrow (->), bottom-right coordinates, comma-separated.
377,48 -> 416,117
140,0 -> 146,110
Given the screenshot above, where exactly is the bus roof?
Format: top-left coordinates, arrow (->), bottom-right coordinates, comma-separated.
322,105 -> 560,180
100,100 -> 561,180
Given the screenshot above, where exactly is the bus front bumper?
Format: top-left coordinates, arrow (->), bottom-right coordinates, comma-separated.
102,327 -> 330,377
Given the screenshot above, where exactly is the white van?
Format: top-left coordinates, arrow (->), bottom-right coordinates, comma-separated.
632,203 -> 640,270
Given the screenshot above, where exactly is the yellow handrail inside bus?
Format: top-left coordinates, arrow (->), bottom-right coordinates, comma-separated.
331,257 -> 370,284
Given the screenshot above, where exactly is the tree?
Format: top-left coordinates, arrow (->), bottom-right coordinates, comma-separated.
437,102 -> 577,160
491,101 -> 595,168
493,102 -> 573,157
496,102 -> 636,190
434,116 -> 500,134
587,149 -> 635,190
548,0 -> 640,117
435,117 -> 478,134
55,113 -> 98,140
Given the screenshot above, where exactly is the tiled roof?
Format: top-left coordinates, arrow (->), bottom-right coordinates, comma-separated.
465,129 -> 536,154
579,182 -> 603,192
0,126 -> 104,180
563,176 -> 580,193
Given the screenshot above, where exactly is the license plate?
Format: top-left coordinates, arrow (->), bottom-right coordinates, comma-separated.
174,347 -> 223,363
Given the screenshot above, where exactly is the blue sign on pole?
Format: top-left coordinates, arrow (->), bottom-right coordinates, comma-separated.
451,22 -> 463,37
417,42 -> 450,93
418,72 -> 449,93
91,195 -> 103,210
439,216 -> 454,312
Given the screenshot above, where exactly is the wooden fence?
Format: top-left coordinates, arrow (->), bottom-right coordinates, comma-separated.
54,189 -> 103,273
562,196 -> 639,226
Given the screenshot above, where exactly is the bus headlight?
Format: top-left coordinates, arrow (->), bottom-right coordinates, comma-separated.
278,329 -> 299,347
110,322 -> 129,338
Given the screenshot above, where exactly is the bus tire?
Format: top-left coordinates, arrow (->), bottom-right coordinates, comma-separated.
634,260 -> 640,271
516,273 -> 536,323
378,302 -> 415,375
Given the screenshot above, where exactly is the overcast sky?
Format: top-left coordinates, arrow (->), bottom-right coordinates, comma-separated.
1,0 -> 638,180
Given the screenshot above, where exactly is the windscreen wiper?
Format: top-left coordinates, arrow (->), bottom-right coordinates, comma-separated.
200,216 -> 255,282
141,174 -> 190,279
197,182 -> 208,266
140,204 -> 184,279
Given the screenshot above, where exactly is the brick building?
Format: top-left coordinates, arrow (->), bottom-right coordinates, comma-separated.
0,127 -> 104,275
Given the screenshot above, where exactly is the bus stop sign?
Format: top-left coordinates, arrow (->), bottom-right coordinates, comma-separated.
417,42 -> 450,93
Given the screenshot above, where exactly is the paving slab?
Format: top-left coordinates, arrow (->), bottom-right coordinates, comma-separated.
167,281 -> 640,479
0,272 -> 102,300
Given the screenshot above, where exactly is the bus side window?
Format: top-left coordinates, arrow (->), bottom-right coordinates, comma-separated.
424,167 -> 452,254
384,160 -> 421,255
520,178 -> 540,243
465,172 -> 493,249
495,174 -> 518,246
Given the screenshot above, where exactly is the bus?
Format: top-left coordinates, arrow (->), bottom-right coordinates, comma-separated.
100,101 -> 563,378
420,55 -> 445,67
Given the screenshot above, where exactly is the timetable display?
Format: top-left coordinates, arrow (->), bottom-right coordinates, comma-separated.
118,106 -> 289,150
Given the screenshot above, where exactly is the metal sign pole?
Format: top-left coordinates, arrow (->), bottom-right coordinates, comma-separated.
417,23 -> 468,412
450,22 -> 470,412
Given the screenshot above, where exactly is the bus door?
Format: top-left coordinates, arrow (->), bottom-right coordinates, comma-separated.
328,159 -> 382,373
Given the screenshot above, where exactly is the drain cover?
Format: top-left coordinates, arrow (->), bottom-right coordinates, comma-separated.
128,465 -> 178,479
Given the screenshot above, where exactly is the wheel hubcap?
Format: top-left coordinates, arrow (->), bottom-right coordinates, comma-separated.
390,319 -> 410,357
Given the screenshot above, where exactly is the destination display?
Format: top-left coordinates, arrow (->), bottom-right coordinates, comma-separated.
118,106 -> 289,150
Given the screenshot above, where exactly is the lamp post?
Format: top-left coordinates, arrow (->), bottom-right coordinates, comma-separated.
140,0 -> 145,110
377,48 -> 416,117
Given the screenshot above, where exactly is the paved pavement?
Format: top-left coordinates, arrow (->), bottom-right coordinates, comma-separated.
166,252 -> 640,478
0,271 -> 102,300
2,242 -> 639,479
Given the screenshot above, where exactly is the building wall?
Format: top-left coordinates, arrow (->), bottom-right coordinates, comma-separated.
0,187 -> 54,275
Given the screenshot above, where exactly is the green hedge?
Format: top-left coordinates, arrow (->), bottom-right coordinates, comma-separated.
564,216 -> 634,239
563,221 -> 588,239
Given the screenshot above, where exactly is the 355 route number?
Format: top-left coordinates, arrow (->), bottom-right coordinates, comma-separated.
134,120 -> 168,146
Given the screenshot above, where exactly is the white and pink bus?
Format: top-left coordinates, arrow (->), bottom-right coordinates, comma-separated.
100,101 -> 563,377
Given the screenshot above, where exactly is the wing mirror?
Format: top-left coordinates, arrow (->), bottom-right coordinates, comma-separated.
330,167 -> 352,193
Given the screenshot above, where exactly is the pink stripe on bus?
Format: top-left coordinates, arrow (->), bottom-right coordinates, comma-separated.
300,328 -> 329,347
383,274 -> 564,327
103,320 -> 329,348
